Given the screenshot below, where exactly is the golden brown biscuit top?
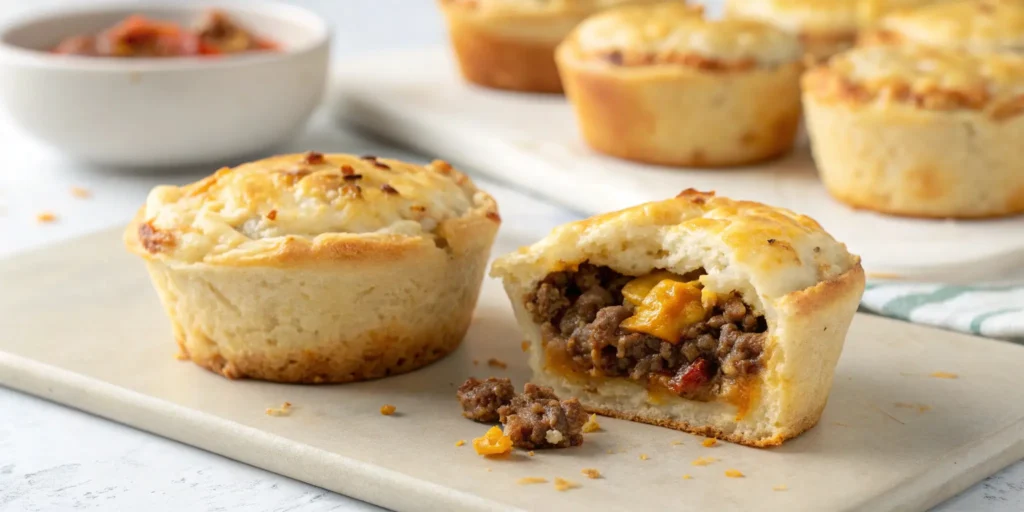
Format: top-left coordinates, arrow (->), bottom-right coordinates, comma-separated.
564,3 -> 801,67
876,0 -> 1024,52
134,153 -> 498,264
803,45 -> 1024,112
726,0 -> 860,35
491,190 -> 858,305
439,0 -> 671,17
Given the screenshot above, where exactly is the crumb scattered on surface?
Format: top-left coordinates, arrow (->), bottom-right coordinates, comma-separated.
692,457 -> 717,466
485,468 -> 492,472
521,341 -> 530,352
36,211 -> 57,223
639,454 -> 649,461
682,474 -> 693,480
725,469 -> 744,478
773,484 -> 788,491
582,414 -> 601,433
930,371 -> 958,379
702,438 -> 718,447
606,449 -> 615,454
473,426 -> 512,456
70,186 -> 91,198
265,402 -> 292,417
581,468 -> 601,479
671,440 -> 684,446
457,377 -> 514,422
517,477 -> 547,485
455,440 -> 466,447
487,358 -> 508,369
380,404 -> 397,416
553,478 -> 579,491
527,451 -> 535,457
832,422 -> 850,427
895,402 -> 932,413
473,359 -> 480,366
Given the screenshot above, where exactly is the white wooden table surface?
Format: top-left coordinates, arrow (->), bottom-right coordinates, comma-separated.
0,1 -> 1021,510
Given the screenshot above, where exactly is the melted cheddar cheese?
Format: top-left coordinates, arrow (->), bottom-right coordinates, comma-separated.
621,274 -> 708,342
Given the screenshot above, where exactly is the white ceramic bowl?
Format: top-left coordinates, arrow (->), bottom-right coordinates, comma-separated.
0,1 -> 330,167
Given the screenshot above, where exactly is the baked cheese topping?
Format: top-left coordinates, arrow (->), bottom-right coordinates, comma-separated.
439,0 -> 668,17
567,3 -> 801,67
139,153 -> 494,263
726,0 -> 860,35
804,45 -> 1024,110
877,0 -> 1024,53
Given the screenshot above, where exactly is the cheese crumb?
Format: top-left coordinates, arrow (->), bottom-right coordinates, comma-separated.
671,440 -> 684,446
36,211 -> 57,223
606,449 -> 615,454
70,187 -> 91,199
521,341 -> 530,352
553,478 -> 579,491
455,440 -> 466,447
930,371 -> 958,379
691,457 -> 717,466
487,358 -> 508,369
528,451 -> 535,457
682,474 -> 693,480
895,402 -> 932,413
702,438 -> 718,447
545,430 -> 565,444
773,484 -> 788,491
639,454 -> 649,461
265,402 -> 292,417
582,414 -> 601,433
581,468 -> 601,479
473,426 -> 512,456
517,477 -> 548,485
725,469 -> 745,478
380,404 -> 397,415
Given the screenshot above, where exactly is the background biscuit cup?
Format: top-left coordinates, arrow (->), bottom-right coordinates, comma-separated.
803,92 -> 1024,219
556,47 -> 803,167
438,5 -> 580,93
125,209 -> 499,383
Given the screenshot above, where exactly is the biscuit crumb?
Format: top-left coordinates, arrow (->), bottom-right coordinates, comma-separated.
553,478 -> 579,491
639,454 -> 649,461
930,371 -> 958,379
671,440 -> 684,446
895,402 -> 932,413
487,358 -> 507,369
702,438 -> 718,447
691,457 -> 717,466
517,477 -> 547,485
521,341 -> 530,352
265,402 -> 292,417
606,449 -> 615,454
527,451 -> 535,457
473,426 -> 512,456
455,440 -> 466,447
773,484 -> 788,491
485,468 -> 492,472
581,468 -> 601,479
380,404 -> 397,416
725,469 -> 744,478
682,474 -> 693,480
36,211 -> 57,223
582,414 -> 601,433
70,186 -> 91,199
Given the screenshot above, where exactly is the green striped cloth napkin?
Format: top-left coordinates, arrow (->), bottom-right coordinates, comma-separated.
860,281 -> 1024,342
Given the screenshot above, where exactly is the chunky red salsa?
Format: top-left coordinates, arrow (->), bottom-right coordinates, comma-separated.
52,10 -> 279,57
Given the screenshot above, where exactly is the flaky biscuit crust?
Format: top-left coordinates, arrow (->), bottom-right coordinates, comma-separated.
126,154 -> 500,382
491,191 -> 865,446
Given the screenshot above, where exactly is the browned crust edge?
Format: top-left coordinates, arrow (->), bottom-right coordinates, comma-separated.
177,331 -> 466,384
825,188 -> 1024,220
444,20 -> 564,93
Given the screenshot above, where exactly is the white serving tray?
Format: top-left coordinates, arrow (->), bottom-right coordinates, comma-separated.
329,48 -> 1024,282
2,228 -> 1024,511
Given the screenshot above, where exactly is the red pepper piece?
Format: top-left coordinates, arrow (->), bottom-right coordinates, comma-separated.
667,358 -> 712,395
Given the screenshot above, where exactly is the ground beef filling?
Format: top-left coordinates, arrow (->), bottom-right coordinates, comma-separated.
498,383 -> 586,450
457,377 -> 515,422
524,264 -> 767,399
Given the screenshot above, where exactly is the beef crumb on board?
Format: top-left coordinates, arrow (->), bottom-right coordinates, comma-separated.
457,377 -> 514,422
498,383 -> 586,450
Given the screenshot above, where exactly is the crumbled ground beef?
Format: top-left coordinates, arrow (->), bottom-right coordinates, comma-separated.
526,263 -> 767,399
498,384 -> 586,450
457,377 -> 515,422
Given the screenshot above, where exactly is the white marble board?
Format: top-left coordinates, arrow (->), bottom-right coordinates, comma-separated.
1,228 -> 1024,511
